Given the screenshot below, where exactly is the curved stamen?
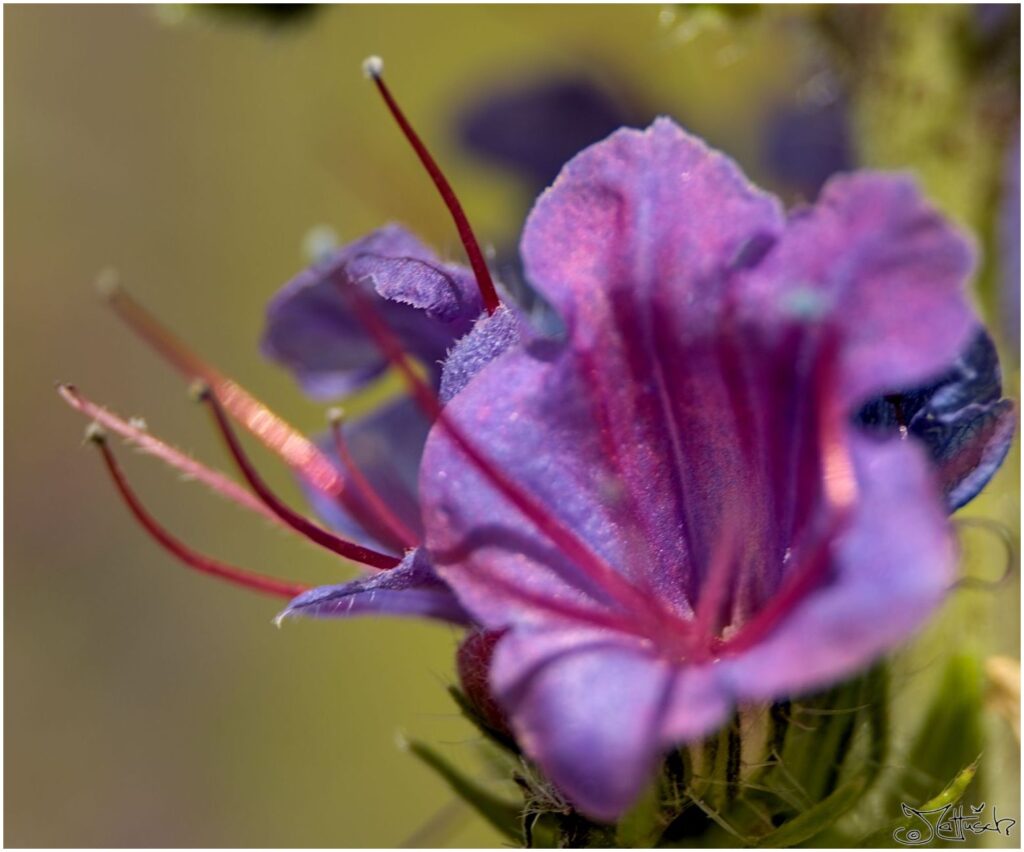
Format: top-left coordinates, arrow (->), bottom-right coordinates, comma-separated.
345,281 -> 691,635
363,56 -> 501,316
99,278 -> 407,546
58,383 -> 285,529
328,407 -> 420,549
98,277 -> 345,497
195,385 -> 402,571
87,426 -> 310,600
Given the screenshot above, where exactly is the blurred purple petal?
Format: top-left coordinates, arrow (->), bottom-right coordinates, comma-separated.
740,172 -> 976,408
261,224 -> 483,399
457,74 -> 642,190
763,91 -> 853,198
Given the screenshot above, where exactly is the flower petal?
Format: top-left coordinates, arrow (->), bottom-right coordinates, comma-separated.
416,120 -> 978,822
275,549 -> 471,625
261,224 -> 482,398
485,434 -> 955,821
521,118 -> 786,338
491,627 -> 676,822
739,172 -> 976,409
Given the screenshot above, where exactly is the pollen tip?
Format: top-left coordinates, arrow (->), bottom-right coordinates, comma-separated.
56,383 -> 80,409
362,55 -> 383,79
326,406 -> 346,426
95,267 -> 122,301
84,422 -> 107,444
394,730 -> 410,751
188,379 -> 212,403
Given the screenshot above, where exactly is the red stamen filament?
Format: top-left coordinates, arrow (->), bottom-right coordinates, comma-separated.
100,280 -> 409,546
197,386 -> 402,571
99,279 -> 347,498
364,58 -> 501,316
89,428 -> 309,600
345,282 -> 691,635
328,408 -> 420,549
58,383 -> 286,529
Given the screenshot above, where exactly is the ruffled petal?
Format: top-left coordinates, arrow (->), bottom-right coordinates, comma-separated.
738,173 -> 976,409
261,224 -> 483,399
521,118 -> 786,339
275,549 -> 470,626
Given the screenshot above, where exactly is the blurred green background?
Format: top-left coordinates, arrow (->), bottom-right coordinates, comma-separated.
5,4 -> 1019,847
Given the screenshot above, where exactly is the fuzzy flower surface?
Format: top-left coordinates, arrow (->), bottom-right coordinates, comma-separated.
275,118 -> 1013,820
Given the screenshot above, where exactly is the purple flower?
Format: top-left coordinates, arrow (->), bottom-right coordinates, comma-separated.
67,79 -> 1013,827
406,119 -> 1002,819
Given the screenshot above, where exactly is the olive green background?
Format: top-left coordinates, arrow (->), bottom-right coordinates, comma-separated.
5,4 -> 1019,847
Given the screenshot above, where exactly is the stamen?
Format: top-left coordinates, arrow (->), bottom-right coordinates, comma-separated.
98,277 -> 346,498
345,282 -> 690,634
194,384 -> 403,571
86,426 -> 310,600
328,407 -> 420,549
363,56 -> 501,316
58,383 -> 284,529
